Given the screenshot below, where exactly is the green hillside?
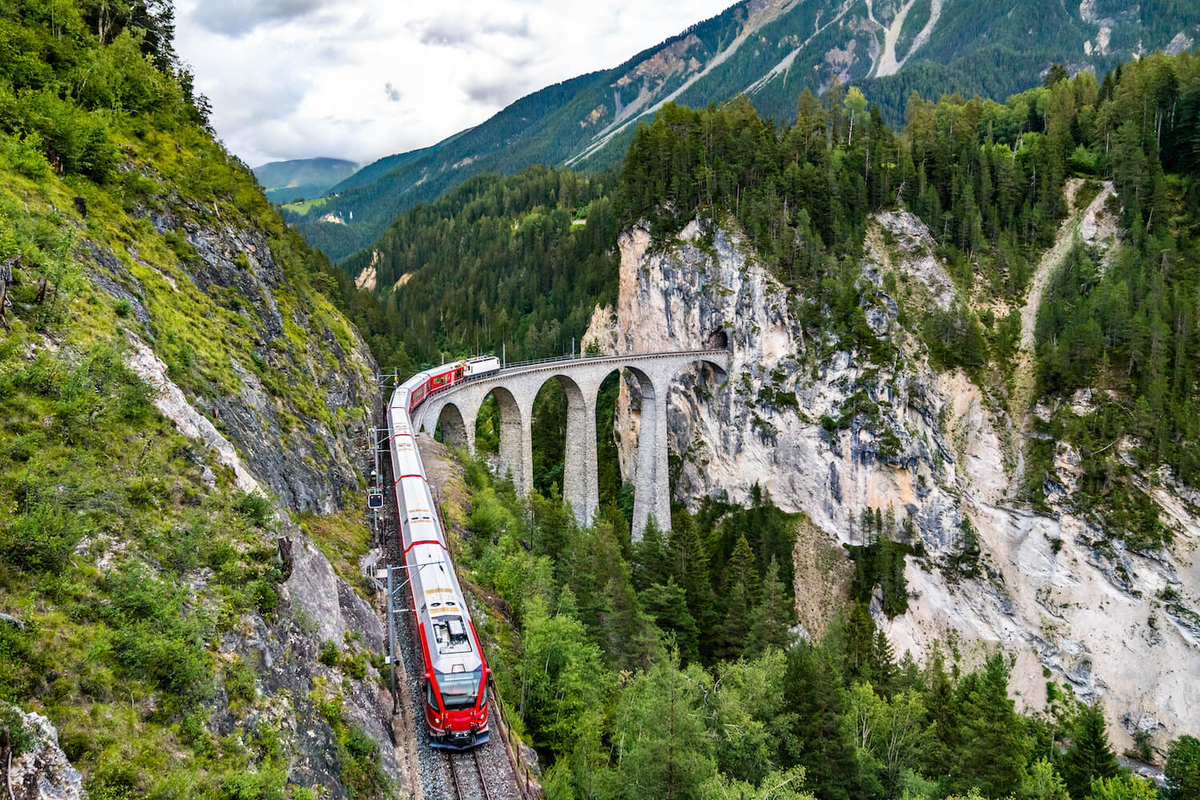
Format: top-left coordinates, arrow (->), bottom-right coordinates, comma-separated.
332,165 -> 619,371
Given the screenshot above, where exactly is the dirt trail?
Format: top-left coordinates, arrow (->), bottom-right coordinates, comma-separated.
1008,179 -> 1116,494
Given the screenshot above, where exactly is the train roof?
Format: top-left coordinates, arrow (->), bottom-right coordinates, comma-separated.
408,543 -> 483,674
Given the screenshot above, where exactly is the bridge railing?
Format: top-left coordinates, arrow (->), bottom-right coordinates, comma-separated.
497,347 -> 729,371
448,348 -> 730,383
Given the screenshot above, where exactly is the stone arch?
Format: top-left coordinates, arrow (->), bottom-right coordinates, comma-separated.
434,402 -> 470,450
692,357 -> 729,385
533,373 -> 596,526
619,365 -> 669,541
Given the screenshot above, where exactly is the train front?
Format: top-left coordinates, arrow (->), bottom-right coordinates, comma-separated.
418,558 -> 490,749
425,649 -> 490,749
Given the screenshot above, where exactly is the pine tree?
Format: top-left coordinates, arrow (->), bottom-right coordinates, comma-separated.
633,516 -> 669,592
923,652 -> 962,780
669,516 -> 716,640
1165,735 -> 1200,800
746,558 -> 793,657
716,578 -> 752,661
1062,704 -> 1120,800
723,534 -> 762,605
780,642 -> 860,800
957,654 -> 1030,797
616,652 -> 715,800
845,601 -> 877,684
643,577 -> 701,665
871,629 -> 897,695
600,561 -> 658,671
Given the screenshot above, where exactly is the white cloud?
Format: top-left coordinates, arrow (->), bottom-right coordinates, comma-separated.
175,0 -> 736,168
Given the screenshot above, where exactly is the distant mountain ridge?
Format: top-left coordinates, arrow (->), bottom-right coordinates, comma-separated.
254,156 -> 357,203
293,0 -> 1199,263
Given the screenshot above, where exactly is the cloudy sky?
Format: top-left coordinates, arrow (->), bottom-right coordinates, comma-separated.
175,0 -> 735,169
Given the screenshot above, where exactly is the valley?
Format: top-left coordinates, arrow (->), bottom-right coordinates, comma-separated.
1,2 -> 1199,800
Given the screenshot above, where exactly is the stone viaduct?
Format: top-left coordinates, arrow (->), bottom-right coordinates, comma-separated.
413,350 -> 730,538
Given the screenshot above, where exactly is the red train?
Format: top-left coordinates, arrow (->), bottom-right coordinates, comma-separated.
387,356 -> 500,748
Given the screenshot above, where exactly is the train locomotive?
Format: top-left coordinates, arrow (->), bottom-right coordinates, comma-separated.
387,356 -> 500,749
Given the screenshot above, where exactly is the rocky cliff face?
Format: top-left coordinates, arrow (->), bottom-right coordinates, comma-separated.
3,705 -> 83,800
7,181 -> 395,795
99,194 -> 374,513
584,215 -> 1200,754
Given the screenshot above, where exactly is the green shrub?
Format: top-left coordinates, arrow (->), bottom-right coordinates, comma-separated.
87,758 -> 141,800
117,378 -> 155,421
318,640 -> 340,667
235,491 -> 274,527
250,578 -> 279,615
0,502 -> 85,570
342,652 -> 367,681
225,657 -> 256,705
340,726 -> 385,799
1,131 -> 51,179
113,624 -> 211,700
0,705 -> 36,757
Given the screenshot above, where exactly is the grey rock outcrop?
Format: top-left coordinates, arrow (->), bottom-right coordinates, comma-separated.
585,215 -> 1200,753
3,705 -> 83,800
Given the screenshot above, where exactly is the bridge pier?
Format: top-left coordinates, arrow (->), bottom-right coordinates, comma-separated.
416,351 -> 730,541
628,369 -> 672,541
562,385 -> 598,528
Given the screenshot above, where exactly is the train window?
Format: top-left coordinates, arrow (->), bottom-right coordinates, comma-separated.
438,668 -> 482,710
426,680 -> 439,710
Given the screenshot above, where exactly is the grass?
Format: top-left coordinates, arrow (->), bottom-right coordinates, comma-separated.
0,324 -> 296,795
281,197 -> 329,217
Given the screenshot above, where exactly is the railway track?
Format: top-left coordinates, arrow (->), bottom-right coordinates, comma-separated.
448,749 -> 493,800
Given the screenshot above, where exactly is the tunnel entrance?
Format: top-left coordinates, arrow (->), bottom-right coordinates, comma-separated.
705,327 -> 729,349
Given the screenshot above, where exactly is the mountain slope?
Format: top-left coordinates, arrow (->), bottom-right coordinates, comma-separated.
0,4 -> 398,796
295,0 -> 1199,262
254,156 -> 357,203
